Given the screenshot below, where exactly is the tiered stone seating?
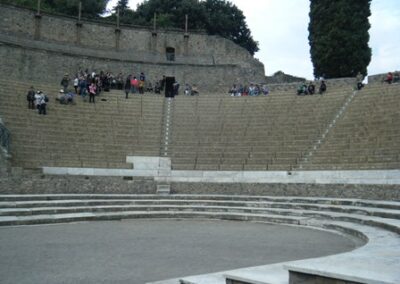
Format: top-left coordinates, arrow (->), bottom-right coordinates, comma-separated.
0,79 -> 164,169
304,83 -> 400,170
170,88 -> 353,171
0,194 -> 399,284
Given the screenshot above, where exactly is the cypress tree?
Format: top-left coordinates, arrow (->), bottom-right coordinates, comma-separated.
308,0 -> 372,78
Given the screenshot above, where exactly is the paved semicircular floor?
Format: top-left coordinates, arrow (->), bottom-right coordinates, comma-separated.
0,219 -> 360,284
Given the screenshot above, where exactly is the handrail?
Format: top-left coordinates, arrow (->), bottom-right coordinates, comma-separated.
0,122 -> 10,153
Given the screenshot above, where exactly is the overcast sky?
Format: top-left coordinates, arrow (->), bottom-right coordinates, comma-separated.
106,0 -> 400,79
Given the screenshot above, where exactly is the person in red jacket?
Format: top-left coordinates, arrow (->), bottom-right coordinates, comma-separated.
384,72 -> 393,84
130,76 -> 139,94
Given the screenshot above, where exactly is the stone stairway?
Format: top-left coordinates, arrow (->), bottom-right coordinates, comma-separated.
303,83 -> 400,170
0,79 -> 165,169
1,79 -> 399,172
0,194 -> 399,284
170,87 -> 353,171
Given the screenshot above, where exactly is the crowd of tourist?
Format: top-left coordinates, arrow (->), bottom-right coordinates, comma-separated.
26,86 -> 49,115
228,84 -> 269,96
297,80 -> 326,95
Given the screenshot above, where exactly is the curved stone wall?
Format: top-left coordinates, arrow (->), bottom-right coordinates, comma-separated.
0,4 -> 265,91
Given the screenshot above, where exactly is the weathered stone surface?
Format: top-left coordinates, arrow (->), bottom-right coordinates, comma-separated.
0,4 -> 265,92
0,175 -> 157,194
170,182 -> 400,200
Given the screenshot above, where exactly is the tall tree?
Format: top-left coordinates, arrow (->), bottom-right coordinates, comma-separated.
203,0 -> 258,55
113,0 -> 129,13
308,0 -> 372,78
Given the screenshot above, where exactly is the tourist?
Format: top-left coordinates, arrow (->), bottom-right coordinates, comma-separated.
26,86 -> 35,109
139,72 -> 146,82
308,82 -> 316,95
56,89 -> 67,104
34,91 -> 42,110
154,81 -> 161,94
38,91 -> 48,115
145,81 -> 153,92
160,75 -> 166,91
79,76 -> 87,96
73,76 -> 79,94
60,73 -> 70,93
229,84 -> 238,96
297,83 -> 308,95
248,84 -> 256,96
89,81 -> 96,103
262,85 -> 269,95
124,75 -> 131,99
184,83 -> 192,96
356,72 -> 364,90
138,79 -> 145,94
130,76 -> 139,94
384,72 -> 393,84
173,81 -> 180,96
56,89 -> 74,104
191,84 -> 199,96
319,80 -> 327,94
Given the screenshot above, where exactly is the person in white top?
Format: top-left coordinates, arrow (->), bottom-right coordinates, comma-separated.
73,77 -> 79,94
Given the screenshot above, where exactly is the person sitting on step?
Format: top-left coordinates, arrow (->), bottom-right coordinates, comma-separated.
297,83 -> 308,95
319,80 -> 327,95
384,72 -> 393,84
308,81 -> 316,95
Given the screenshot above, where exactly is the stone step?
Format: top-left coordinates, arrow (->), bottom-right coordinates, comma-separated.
1,202 -> 399,222
157,221 -> 400,284
1,195 -> 399,210
0,210 -> 306,227
1,200 -> 399,233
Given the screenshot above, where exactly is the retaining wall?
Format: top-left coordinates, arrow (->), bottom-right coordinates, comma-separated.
0,4 -> 265,91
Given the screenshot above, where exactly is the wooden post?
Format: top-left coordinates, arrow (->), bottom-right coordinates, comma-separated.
78,1 -> 82,22
76,1 -> 83,44
151,13 -> 157,52
152,13 -> 157,36
34,0 -> 42,40
37,0 -> 41,15
117,8 -> 120,29
184,14 -> 189,55
115,8 -> 121,50
185,14 -> 188,34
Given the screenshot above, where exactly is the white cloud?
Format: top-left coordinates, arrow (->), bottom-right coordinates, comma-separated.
107,0 -> 400,78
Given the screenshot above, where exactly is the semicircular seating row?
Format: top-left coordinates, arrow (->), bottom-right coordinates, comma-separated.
1,194 -> 399,284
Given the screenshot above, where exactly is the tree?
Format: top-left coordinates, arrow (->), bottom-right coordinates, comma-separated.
113,0 -> 129,12
202,0 -> 258,55
308,0 -> 372,78
133,0 -> 207,30
0,0 -> 110,18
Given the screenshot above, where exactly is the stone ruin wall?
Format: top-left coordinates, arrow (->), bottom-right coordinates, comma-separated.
0,4 -> 265,92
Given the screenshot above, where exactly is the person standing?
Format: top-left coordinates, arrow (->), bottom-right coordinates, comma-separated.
130,76 -> 139,94
73,76 -> 79,94
26,86 -> 35,109
38,91 -> 47,115
124,75 -> 131,99
356,72 -> 364,90
89,81 -> 96,103
60,73 -> 70,93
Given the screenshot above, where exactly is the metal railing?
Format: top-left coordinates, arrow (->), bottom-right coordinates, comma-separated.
0,122 -> 10,153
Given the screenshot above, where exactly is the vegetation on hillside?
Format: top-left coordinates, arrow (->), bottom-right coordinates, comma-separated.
308,0 -> 372,78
